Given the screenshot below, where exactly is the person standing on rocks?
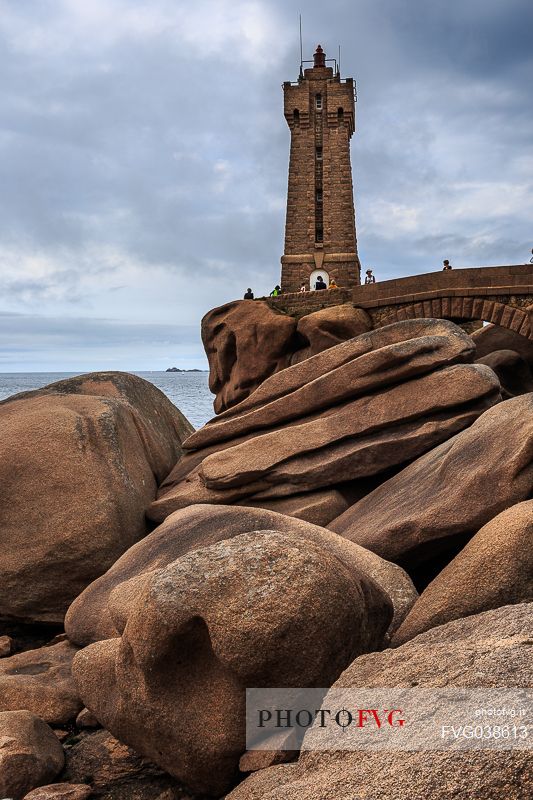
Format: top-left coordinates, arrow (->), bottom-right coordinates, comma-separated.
328,277 -> 338,289
365,269 -> 376,284
270,285 -> 282,296
300,282 -> 308,292
443,260 -> 453,271
315,275 -> 327,290
243,288 -> 254,299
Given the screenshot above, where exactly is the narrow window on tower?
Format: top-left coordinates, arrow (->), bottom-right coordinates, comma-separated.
315,94 -> 322,110
315,226 -> 323,243
316,146 -> 323,161
338,107 -> 344,124
293,109 -> 300,126
316,190 -> 323,203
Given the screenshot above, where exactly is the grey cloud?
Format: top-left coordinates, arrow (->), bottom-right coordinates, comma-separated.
0,0 -> 531,368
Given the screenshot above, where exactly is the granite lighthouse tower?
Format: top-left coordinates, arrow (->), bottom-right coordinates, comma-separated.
280,44 -> 361,292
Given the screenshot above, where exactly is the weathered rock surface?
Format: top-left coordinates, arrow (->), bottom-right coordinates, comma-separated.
197,364 -> 499,498
186,318 -> 477,451
73,530 -> 392,795
0,640 -> 81,725
290,304 -> 372,363
392,501 -> 533,645
149,320 -> 491,520
22,784 -> 92,800
329,395 -> 533,568
65,504 -> 415,647
75,707 -> 100,729
62,729 -> 197,799
0,634 -> 14,657
0,373 -> 192,624
202,300 -> 298,413
0,710 -> 65,800
5,371 -> 194,484
236,488 -> 351,526
226,604 -> 533,800
477,349 -> 533,397
472,322 -> 533,367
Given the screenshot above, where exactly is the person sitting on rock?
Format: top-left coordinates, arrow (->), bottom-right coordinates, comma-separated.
269,285 -> 282,296
243,288 -> 254,299
442,260 -> 452,271
364,269 -> 376,284
328,277 -> 338,289
299,282 -> 307,292
315,275 -> 327,290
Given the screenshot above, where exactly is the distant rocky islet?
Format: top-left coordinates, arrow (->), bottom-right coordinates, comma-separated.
0,300 -> 532,799
165,366 -> 205,372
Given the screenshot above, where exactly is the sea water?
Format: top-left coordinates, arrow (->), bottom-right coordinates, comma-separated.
0,371 -> 214,429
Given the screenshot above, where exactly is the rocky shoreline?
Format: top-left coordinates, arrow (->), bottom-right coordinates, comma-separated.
0,301 -> 531,799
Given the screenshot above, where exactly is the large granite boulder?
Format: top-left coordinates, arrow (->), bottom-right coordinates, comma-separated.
5,371 -> 194,484
187,318 -> 477,451
0,710 -> 65,800
73,530 -> 392,795
0,641 -> 81,725
0,374 -> 192,625
291,304 -> 372,363
329,394 -> 533,569
66,504 -> 414,647
472,322 -> 533,367
226,604 -> 533,800
202,300 -> 297,413
392,500 -> 533,645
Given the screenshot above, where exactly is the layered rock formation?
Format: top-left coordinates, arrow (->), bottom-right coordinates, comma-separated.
202,300 -> 374,413
328,394 -> 533,569
4,316 -> 533,799
149,319 -> 500,523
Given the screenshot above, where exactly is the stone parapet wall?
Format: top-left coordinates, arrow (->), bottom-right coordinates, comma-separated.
352,265 -> 533,306
263,265 -> 533,339
264,288 -> 352,318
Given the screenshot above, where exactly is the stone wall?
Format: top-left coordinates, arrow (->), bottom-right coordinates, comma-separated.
263,288 -> 352,319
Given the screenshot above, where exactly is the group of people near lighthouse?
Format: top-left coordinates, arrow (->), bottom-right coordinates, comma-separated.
246,256 -> 467,300
266,268 -> 375,297
300,275 -> 338,292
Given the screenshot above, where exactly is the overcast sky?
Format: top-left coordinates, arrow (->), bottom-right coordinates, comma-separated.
1,0 -> 531,370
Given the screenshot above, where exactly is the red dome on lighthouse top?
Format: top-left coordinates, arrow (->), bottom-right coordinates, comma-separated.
313,44 -> 326,68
